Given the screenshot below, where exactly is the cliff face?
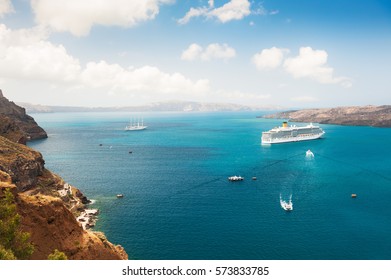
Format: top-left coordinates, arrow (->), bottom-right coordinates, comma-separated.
0,89 -> 47,142
17,193 -> 127,260
262,105 -> 391,127
0,91 -> 128,260
0,136 -> 45,192
0,180 -> 127,260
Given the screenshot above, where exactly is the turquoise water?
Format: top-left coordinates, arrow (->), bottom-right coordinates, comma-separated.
28,112 -> 391,260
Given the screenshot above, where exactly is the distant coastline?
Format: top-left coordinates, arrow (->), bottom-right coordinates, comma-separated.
260,105 -> 391,128
16,100 -> 282,114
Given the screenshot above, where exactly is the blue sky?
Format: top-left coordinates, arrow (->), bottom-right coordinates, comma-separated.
0,0 -> 390,108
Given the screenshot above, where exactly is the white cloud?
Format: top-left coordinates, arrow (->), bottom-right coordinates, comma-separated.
177,7 -> 208,25
253,46 -> 352,88
178,0 -> 251,24
202,43 -> 236,61
181,43 -> 203,61
210,0 -> 251,23
283,47 -> 352,87
0,24 -> 210,96
81,61 -> 210,94
181,43 -> 236,61
31,0 -> 174,36
252,47 -> 288,70
0,24 -> 81,82
0,0 -> 13,17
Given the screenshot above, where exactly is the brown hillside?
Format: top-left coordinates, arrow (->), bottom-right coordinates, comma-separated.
262,105 -> 391,127
18,193 -> 127,260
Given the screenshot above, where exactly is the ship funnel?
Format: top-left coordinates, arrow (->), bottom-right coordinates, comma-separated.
282,121 -> 288,128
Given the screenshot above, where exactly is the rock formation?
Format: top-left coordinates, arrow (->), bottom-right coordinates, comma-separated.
262,105 -> 391,127
0,89 -> 47,143
0,136 -> 45,192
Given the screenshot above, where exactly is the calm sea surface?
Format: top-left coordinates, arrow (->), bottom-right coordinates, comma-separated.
28,112 -> 391,260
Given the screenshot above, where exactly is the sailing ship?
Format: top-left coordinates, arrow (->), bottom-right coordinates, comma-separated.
125,117 -> 147,131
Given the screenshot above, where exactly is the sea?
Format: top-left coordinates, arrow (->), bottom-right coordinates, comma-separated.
28,112 -> 391,260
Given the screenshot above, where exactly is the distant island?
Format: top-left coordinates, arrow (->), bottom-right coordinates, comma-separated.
16,100 -> 282,114
261,105 -> 391,128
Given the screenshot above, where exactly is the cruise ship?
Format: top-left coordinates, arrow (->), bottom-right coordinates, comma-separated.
261,121 -> 325,144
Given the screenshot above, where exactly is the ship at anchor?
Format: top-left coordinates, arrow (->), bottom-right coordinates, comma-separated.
261,122 -> 325,144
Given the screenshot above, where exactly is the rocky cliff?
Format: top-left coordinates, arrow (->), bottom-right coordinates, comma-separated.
0,89 -> 47,143
0,177 -> 127,260
262,105 -> 391,127
0,91 -> 128,260
0,136 -> 45,192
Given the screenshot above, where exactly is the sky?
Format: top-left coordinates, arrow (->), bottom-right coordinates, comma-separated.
0,0 -> 390,108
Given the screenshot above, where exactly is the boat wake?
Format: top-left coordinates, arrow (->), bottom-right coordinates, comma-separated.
280,194 -> 293,211
305,149 -> 314,158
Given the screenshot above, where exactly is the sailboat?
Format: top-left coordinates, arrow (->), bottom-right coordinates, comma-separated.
125,117 -> 147,131
280,194 -> 293,211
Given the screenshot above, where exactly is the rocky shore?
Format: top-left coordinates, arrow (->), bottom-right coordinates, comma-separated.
0,90 -> 127,260
261,105 -> 391,128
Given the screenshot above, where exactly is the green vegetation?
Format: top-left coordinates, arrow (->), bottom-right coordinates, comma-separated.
0,188 -> 34,260
48,249 -> 68,260
0,246 -> 16,260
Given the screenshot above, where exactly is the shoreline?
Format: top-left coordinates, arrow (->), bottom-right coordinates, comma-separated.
76,208 -> 99,230
56,182 -> 100,230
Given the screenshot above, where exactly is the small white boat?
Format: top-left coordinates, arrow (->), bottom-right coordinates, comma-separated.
306,149 -> 314,157
228,175 -> 244,181
116,194 -> 124,198
280,194 -> 293,211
